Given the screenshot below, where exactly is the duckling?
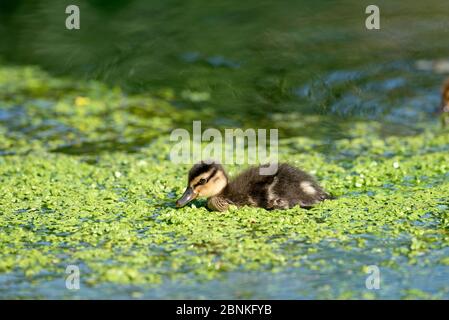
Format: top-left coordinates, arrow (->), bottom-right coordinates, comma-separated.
176,161 -> 331,211
440,78 -> 449,127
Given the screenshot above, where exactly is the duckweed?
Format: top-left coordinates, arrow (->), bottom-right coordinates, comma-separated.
0,64 -> 448,299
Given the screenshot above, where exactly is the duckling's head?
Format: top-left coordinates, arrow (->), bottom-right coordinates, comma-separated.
176,161 -> 228,208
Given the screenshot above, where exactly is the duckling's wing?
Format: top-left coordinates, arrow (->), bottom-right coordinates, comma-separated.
272,163 -> 331,208
225,166 -> 276,207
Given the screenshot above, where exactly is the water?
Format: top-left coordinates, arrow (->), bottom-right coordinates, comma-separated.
1,240 -> 448,299
1,0 -> 448,137
0,0 -> 448,299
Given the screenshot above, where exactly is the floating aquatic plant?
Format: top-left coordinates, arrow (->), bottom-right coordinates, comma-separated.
0,65 -> 448,299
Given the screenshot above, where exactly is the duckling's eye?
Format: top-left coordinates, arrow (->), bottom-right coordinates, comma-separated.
199,178 -> 207,185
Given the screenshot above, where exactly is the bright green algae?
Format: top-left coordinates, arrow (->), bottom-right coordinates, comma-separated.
0,65 -> 448,299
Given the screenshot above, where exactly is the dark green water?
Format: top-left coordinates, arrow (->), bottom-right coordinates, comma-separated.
1,0 -> 448,139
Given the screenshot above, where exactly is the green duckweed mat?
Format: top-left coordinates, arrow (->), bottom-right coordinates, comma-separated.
0,65 -> 448,299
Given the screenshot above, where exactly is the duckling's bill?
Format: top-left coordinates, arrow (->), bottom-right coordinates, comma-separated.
176,186 -> 197,207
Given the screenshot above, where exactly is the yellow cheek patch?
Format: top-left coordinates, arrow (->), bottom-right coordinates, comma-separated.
193,171 -> 227,198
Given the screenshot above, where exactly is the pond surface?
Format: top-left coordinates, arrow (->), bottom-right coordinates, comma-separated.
1,0 -> 449,139
0,0 -> 448,299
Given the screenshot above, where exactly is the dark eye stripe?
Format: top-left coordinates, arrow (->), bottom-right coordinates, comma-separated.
194,168 -> 218,187
207,168 -> 218,181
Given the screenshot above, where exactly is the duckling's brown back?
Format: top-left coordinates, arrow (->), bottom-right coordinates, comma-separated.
222,163 -> 330,209
271,163 -> 330,208
223,166 -> 275,207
